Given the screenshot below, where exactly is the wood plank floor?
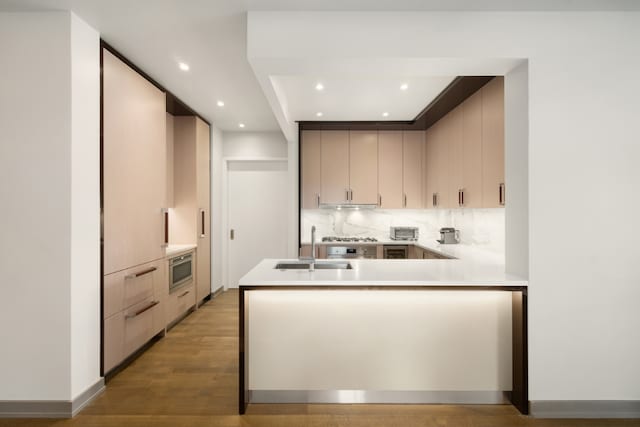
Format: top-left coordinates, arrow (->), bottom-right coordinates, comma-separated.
2,289 -> 639,427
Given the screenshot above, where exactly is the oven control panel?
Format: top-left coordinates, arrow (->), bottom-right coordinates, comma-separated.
326,245 -> 377,259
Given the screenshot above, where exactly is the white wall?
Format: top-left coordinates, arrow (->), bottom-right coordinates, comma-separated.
210,124 -> 224,291
248,12 -> 640,402
222,130 -> 288,158
0,11 -> 100,401
69,13 -> 101,399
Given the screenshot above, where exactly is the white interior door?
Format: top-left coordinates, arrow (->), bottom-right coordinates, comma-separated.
227,160 -> 288,288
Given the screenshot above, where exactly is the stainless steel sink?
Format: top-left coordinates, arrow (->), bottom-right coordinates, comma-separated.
274,261 -> 353,270
274,262 -> 311,270
314,262 -> 352,270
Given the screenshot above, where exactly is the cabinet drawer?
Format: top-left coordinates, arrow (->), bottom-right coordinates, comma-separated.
104,297 -> 163,373
104,259 -> 164,319
123,297 -> 160,356
167,281 -> 196,325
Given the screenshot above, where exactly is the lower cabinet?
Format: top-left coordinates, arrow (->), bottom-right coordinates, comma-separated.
166,281 -> 196,326
103,259 -> 166,373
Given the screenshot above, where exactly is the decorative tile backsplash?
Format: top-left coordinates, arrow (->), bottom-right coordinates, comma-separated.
301,208 -> 505,255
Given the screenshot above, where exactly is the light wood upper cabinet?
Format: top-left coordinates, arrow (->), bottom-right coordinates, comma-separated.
195,117 -> 211,303
424,77 -> 504,210
425,120 -> 449,208
320,130 -> 350,204
481,77 -> 505,207
103,49 -> 167,275
301,130 -> 321,209
461,90 -> 483,208
446,107 -> 464,209
402,131 -> 424,208
349,131 -> 378,205
378,131 -> 404,209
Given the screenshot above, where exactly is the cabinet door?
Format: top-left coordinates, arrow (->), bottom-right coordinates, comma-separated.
378,131 -> 403,209
436,113 -> 455,208
461,90 -> 483,208
301,131 -> 322,209
196,118 -> 211,302
481,77 -> 505,207
447,107 -> 464,208
349,131 -> 378,204
424,126 -> 438,208
320,131 -> 350,204
103,49 -> 167,274
403,131 -> 424,208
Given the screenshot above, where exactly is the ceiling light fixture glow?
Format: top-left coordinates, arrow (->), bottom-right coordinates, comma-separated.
178,62 -> 190,71
315,82 -> 324,91
316,112 -> 323,117
217,100 -> 225,107
400,83 -> 409,91
239,123 -> 245,128
382,112 -> 389,117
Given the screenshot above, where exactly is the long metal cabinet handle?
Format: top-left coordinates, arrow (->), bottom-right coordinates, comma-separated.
345,189 -> 349,202
378,194 -> 382,207
499,183 -> 505,206
230,229 -> 235,240
178,290 -> 190,298
350,189 -> 353,201
161,208 -> 169,247
125,266 -> 157,279
200,209 -> 205,238
125,300 -> 159,319
316,193 -> 320,208
461,189 -> 465,206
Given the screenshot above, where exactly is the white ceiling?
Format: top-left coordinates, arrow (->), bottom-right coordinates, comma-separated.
271,75 -> 455,122
1,0 -> 638,132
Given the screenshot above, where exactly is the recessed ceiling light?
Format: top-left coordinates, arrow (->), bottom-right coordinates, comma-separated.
316,112 -> 323,117
216,100 -> 225,107
178,62 -> 190,71
239,123 -> 245,128
382,112 -> 389,117
315,82 -> 324,91
400,83 -> 409,91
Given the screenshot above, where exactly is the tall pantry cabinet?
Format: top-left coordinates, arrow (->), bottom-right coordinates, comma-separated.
102,49 -> 167,373
171,116 -> 211,305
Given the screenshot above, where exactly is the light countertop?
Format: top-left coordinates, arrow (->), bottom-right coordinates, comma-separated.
238,257 -> 527,287
300,239 -> 505,263
165,244 -> 197,258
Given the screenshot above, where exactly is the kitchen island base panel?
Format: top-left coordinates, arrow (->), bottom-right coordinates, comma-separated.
250,390 -> 511,405
239,286 -> 528,415
248,290 -> 512,391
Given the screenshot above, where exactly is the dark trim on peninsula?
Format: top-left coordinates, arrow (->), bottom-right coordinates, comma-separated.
238,285 -> 529,415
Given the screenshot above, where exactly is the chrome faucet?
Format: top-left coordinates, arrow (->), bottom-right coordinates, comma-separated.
300,225 -> 316,271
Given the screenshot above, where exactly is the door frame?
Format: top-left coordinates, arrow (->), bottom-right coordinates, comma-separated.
222,157 -> 288,290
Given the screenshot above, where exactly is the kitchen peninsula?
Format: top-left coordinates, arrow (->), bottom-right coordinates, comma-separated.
238,256 -> 528,415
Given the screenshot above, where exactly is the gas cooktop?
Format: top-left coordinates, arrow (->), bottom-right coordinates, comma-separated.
321,236 -> 378,243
